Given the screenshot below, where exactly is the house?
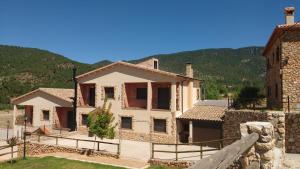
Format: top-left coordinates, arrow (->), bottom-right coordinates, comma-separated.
75,58 -> 203,143
11,88 -> 74,129
263,7 -> 300,110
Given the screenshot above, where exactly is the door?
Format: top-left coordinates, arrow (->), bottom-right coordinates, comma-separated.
88,87 -> 95,106
67,111 -> 74,130
157,87 -> 171,109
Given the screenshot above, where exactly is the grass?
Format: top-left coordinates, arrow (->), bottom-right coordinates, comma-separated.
0,156 -> 125,169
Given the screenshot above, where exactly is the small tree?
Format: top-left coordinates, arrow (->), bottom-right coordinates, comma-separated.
233,86 -> 264,109
87,99 -> 116,140
7,137 -> 17,164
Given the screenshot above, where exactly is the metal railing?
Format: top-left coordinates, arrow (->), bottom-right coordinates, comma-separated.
151,137 -> 239,161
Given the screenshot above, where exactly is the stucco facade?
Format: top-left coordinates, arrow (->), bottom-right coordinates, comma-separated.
76,60 -> 200,143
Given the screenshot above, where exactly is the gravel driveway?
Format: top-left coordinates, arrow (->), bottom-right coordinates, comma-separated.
285,153 -> 300,169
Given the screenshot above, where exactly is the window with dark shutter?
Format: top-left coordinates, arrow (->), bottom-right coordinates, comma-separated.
43,110 -> 50,121
154,119 -> 166,133
136,88 -> 147,100
121,117 -> 132,129
82,114 -> 88,125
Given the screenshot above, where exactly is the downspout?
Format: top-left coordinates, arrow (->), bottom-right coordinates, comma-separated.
72,68 -> 78,131
181,79 -> 187,113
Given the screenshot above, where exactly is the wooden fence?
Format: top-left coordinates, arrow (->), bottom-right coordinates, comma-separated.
151,137 -> 239,161
188,133 -> 259,169
30,133 -> 120,155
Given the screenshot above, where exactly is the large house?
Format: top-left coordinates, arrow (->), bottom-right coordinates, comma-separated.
263,7 -> 300,110
75,58 -> 202,143
12,58 -> 226,143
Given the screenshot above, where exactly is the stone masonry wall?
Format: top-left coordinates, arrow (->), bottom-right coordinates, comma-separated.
17,142 -> 119,158
285,112 -> 300,153
223,110 -> 285,152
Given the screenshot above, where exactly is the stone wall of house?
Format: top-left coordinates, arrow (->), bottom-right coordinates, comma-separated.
285,112 -> 300,153
17,142 -> 119,158
223,110 -> 285,152
281,31 -> 300,110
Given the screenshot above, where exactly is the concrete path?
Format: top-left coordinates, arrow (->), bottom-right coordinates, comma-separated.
285,153 -> 300,169
33,133 -> 218,161
37,152 -> 149,169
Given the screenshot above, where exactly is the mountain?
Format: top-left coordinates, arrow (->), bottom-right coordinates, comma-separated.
0,45 -> 265,109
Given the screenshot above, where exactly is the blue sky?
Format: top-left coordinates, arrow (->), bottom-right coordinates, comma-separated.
0,0 -> 299,63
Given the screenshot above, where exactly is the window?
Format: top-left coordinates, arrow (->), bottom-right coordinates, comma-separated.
275,84 -> 278,98
136,88 -> 147,100
121,117 -> 132,129
154,60 -> 158,69
88,87 -> 95,106
82,114 -> 88,125
267,86 -> 272,97
105,87 -> 114,99
42,110 -> 49,121
276,47 -> 280,62
154,119 -> 167,133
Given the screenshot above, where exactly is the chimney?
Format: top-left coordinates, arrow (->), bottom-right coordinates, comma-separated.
285,7 -> 295,25
185,63 -> 193,78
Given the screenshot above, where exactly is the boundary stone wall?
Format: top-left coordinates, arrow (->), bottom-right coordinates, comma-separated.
285,112 -> 300,153
223,110 -> 285,152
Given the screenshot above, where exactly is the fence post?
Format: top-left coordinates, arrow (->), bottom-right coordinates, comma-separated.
288,96 -> 290,113
219,142 -> 222,150
38,134 -> 40,142
175,144 -> 178,161
200,144 -> 203,159
151,143 -> 154,159
56,137 -> 58,145
97,142 -> 100,151
7,120 -> 9,140
76,140 -> 78,148
117,144 -> 120,155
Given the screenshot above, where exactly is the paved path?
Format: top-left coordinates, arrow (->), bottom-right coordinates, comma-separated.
285,153 -> 300,169
37,152 -> 149,169
34,134 -> 218,161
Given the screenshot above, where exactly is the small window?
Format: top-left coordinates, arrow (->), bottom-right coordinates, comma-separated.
154,60 -> 158,69
136,88 -> 147,100
154,119 -> 167,133
267,86 -> 272,97
276,47 -> 280,62
121,117 -> 132,129
42,110 -> 50,121
275,84 -> 278,98
82,114 -> 88,125
105,87 -> 114,99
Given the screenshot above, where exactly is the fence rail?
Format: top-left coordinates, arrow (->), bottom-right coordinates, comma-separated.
151,137 -> 239,161
188,133 -> 259,169
30,133 -> 120,155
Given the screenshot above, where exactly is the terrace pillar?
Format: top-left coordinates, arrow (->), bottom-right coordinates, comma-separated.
171,82 -> 177,112
147,82 -> 152,110
189,120 -> 193,143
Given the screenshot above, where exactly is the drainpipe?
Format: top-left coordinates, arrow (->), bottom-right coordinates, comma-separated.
72,68 -> 78,131
181,80 -> 187,113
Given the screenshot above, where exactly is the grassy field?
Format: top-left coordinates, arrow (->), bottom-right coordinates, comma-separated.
0,157 -> 126,169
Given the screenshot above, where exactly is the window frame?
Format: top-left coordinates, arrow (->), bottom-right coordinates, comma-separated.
121,116 -> 132,129
104,87 -> 115,99
136,88 -> 147,100
153,118 -> 167,133
154,60 -> 158,69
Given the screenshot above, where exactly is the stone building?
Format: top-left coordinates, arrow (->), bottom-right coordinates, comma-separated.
263,7 -> 300,110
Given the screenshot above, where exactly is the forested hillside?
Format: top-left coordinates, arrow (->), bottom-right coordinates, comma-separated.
0,45 -> 265,109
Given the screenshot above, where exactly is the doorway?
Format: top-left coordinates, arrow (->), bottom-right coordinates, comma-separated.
157,87 -> 170,109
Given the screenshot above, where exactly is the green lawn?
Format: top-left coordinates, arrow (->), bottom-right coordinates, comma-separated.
0,157 -> 125,169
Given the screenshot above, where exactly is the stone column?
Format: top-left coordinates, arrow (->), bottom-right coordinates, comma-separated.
188,120 -> 193,143
240,122 -> 276,169
147,82 -> 152,111
171,82 -> 176,112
